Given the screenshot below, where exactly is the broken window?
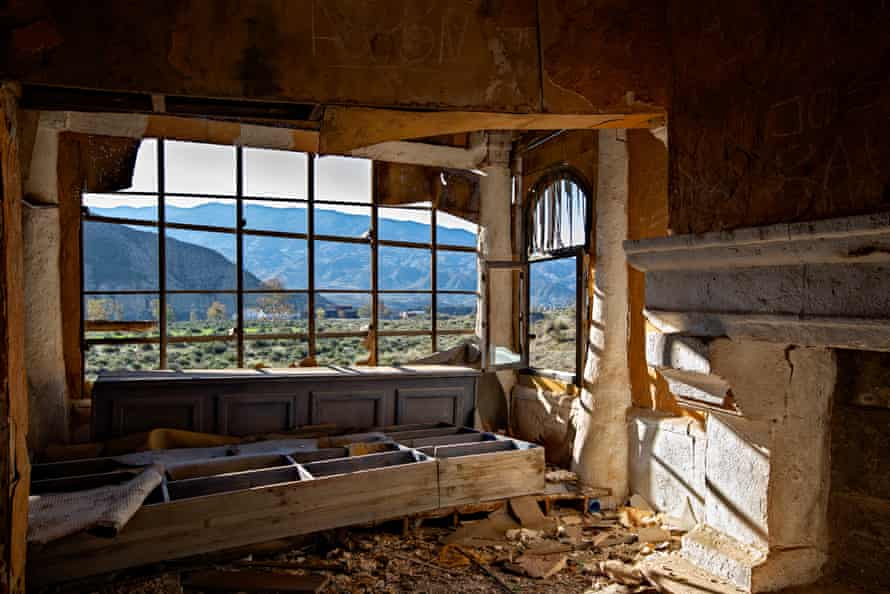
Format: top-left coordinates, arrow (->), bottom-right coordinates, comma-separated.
525,169 -> 589,381
81,141 -> 478,378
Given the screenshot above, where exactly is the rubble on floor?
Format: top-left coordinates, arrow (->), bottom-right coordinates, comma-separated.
43,477 -> 755,594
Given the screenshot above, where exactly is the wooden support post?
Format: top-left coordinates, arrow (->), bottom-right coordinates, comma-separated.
0,83 -> 31,594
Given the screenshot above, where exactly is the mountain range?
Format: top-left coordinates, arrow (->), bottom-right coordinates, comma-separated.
84,203 -> 577,318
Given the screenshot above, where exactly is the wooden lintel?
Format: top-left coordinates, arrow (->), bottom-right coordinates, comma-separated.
321,106 -> 663,154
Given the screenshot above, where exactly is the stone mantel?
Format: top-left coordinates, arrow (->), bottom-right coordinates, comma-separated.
624,212 -> 890,352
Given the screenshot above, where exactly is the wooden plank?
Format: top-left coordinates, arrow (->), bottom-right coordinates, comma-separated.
167,454 -> 293,481
302,451 -> 423,478
431,440 -> 516,458
438,445 -> 545,507
404,432 -> 490,448
167,467 -> 302,500
28,459 -> 440,586
0,83 -> 30,594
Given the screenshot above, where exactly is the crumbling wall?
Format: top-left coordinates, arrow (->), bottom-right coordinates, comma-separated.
669,1 -> 890,234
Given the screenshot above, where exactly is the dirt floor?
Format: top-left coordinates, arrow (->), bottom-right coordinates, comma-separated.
41,497 -> 877,594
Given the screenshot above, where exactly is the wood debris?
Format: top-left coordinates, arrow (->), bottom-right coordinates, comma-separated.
515,552 -> 568,578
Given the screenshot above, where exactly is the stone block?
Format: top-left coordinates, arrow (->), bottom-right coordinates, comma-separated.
629,409 -> 706,521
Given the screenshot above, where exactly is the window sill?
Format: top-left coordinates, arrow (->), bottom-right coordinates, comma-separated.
520,367 -> 577,386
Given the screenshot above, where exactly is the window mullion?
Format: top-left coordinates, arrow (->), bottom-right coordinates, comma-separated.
307,155 -> 316,359
370,161 -> 379,365
235,146 -> 245,368
431,206 -> 438,352
157,139 -> 168,369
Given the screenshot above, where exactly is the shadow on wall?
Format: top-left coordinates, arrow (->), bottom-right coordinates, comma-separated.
511,383 -> 577,466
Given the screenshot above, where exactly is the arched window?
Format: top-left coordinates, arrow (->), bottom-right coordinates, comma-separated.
525,169 -> 591,381
527,170 -> 590,258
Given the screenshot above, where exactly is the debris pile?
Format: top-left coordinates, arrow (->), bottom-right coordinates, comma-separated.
61,476 -> 746,593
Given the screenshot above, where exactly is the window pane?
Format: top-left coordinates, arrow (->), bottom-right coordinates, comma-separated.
243,148 -> 307,198
379,246 -> 430,290
437,294 -> 476,332
166,197 -> 236,228
168,340 -> 237,370
86,343 -> 159,380
316,293 -> 371,333
243,293 -> 308,336
166,229 -> 236,290
529,257 -> 577,373
380,293 -> 431,330
166,293 -> 236,337
122,138 -> 157,192
244,200 -> 307,233
164,141 -> 236,195
378,335 -> 433,365
437,334 -> 474,353
245,338 -> 308,368
378,207 -> 430,243
83,221 -> 158,291
84,293 -> 159,339
437,211 -> 478,247
437,250 -> 477,291
314,241 -> 371,290
315,155 -> 371,203
84,194 -> 158,222
316,337 -> 369,366
314,204 -> 371,238
244,235 -> 307,290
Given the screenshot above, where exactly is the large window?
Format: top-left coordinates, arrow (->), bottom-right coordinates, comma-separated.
82,140 -> 478,378
525,169 -> 590,381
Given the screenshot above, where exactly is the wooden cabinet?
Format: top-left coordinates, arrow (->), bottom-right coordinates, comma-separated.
91,366 -> 478,440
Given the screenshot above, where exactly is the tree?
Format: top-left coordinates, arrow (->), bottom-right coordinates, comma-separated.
207,301 -> 227,320
257,278 -> 295,320
87,298 -> 123,321
150,299 -> 175,321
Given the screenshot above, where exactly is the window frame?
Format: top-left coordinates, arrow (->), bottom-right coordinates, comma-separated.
81,140 -> 479,376
522,167 -> 591,385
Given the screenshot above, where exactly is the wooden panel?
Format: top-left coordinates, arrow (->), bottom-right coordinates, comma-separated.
396,387 -> 463,425
217,393 -> 295,436
437,439 -> 545,507
310,390 -> 385,429
90,367 -> 478,440
112,395 -> 205,436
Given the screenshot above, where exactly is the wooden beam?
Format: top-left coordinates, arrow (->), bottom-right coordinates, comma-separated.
351,140 -> 487,171
321,106 -> 663,153
0,83 -> 31,594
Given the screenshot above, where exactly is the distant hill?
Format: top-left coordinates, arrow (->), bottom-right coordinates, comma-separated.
85,203 -> 577,314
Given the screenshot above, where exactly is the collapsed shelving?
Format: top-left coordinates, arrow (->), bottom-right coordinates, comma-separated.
28,424 -> 545,586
